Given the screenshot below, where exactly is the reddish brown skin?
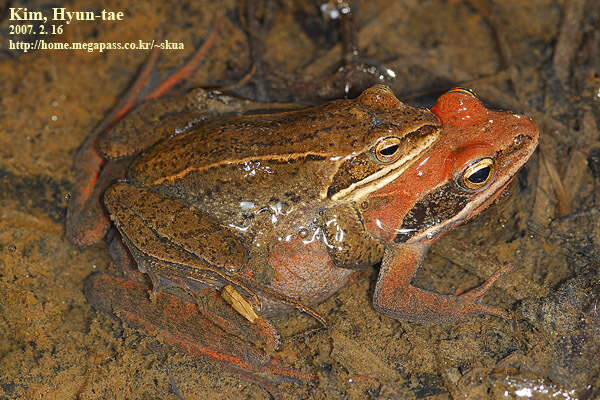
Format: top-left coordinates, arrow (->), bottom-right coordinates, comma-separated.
76,86 -> 538,385
365,90 -> 539,322
84,274 -> 315,391
67,22 -> 318,389
268,237 -> 355,306
364,92 -> 536,240
68,15 -> 464,392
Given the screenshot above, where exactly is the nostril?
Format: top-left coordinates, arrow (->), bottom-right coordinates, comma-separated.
513,134 -> 524,145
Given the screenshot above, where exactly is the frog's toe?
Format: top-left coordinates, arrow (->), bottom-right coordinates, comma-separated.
254,317 -> 282,353
196,288 -> 282,354
456,263 -> 514,320
456,297 -> 512,321
457,264 -> 513,301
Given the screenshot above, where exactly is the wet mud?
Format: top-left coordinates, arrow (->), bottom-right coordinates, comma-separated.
1,1 -> 599,399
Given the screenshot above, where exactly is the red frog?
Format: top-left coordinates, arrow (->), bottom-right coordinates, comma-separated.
69,86 -> 538,384
369,88 -> 539,321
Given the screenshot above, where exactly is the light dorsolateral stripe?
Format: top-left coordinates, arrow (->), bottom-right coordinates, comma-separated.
329,132 -> 439,202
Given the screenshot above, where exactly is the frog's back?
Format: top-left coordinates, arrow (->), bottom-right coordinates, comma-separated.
128,100 -> 373,184
126,88 -> 438,227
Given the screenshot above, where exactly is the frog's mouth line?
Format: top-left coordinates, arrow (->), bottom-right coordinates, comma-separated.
329,132 -> 439,202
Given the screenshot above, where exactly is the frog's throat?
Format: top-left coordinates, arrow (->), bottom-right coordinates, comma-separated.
329,133 -> 439,202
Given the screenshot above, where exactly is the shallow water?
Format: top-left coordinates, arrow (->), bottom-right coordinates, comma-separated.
1,1 -> 599,399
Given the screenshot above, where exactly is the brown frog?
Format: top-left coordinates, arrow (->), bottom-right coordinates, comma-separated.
71,85 -> 538,384
99,84 -> 439,320
73,85 -> 439,378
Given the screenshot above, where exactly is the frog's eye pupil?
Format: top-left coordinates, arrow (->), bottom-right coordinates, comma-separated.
467,166 -> 490,184
461,158 -> 494,190
380,144 -> 399,156
374,137 -> 402,164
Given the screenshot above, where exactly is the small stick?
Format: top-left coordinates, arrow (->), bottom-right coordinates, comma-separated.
146,16 -> 221,100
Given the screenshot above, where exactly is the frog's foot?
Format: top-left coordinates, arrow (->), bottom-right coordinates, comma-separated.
142,271 -> 282,354
454,263 -> 514,320
106,230 -> 147,283
373,244 -> 513,323
66,157 -> 133,247
317,1 -> 395,99
84,273 -> 315,387
334,59 -> 396,98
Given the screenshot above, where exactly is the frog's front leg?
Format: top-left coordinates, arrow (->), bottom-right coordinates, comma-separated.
319,204 -> 384,269
373,243 -> 512,322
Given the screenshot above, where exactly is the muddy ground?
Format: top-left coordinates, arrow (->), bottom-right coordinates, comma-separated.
1,0 -> 599,399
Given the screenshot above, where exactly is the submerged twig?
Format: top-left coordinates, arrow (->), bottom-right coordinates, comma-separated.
168,367 -> 184,400
553,0 -> 587,89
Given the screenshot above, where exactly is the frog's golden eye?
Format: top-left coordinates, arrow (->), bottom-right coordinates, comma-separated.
374,137 -> 402,164
448,87 -> 478,98
460,158 -> 494,190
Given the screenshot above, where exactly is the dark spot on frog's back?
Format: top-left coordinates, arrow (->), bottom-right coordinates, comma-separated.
305,155 -> 327,162
285,191 -> 302,203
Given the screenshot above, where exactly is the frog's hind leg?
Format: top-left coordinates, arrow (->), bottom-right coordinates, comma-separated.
66,156 -> 133,247
83,272 -> 316,390
100,199 -> 288,368
67,20 -> 219,247
129,252 -> 283,355
106,228 -> 147,283
98,87 -> 299,160
195,287 -> 282,353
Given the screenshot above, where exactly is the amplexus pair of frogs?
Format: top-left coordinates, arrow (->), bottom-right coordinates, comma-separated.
68,83 -> 538,376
